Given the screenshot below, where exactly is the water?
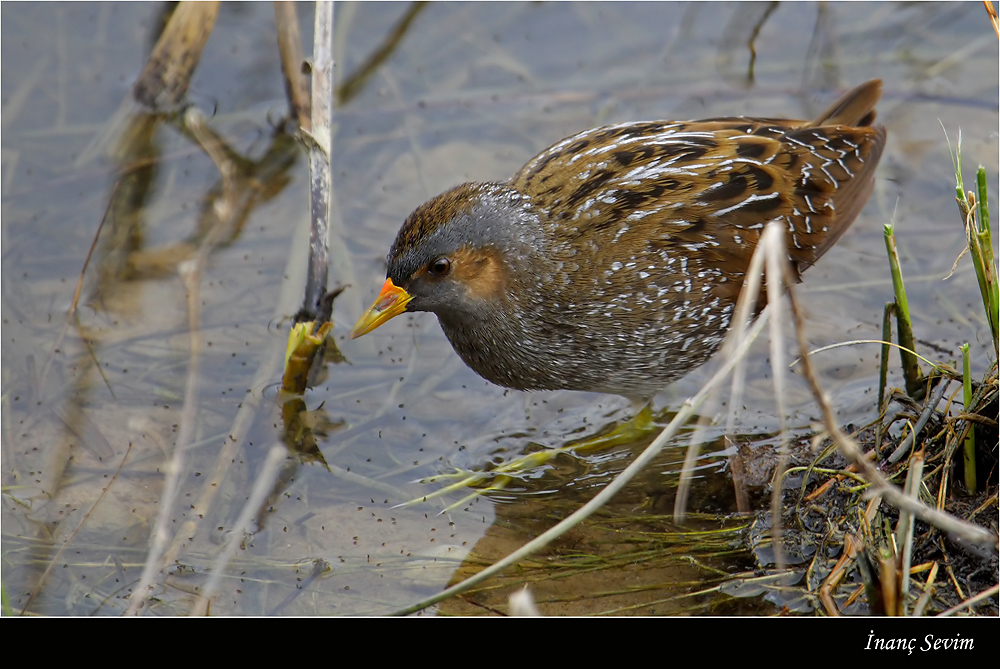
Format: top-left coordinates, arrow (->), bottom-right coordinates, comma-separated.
2,1 -> 995,616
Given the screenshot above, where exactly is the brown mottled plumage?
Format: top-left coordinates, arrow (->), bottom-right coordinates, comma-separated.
352,80 -> 887,399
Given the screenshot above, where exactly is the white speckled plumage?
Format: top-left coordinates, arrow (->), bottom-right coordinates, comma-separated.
354,81 -> 887,399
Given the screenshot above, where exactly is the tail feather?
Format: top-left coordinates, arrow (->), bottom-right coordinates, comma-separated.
812,79 -> 883,127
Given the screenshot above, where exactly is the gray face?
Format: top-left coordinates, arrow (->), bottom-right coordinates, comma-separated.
386,182 -> 543,317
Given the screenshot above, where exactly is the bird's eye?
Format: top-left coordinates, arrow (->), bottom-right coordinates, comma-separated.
428,257 -> 452,276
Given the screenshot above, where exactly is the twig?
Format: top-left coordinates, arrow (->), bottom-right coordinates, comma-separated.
37,180 -> 120,400
675,221 -> 780,522
764,218 -> 792,571
938,583 -> 1000,616
887,379 -> 949,464
335,2 -> 426,105
190,444 -> 287,616
19,443 -> 134,615
274,2 -> 311,129
125,107 -> 237,615
300,2 -> 334,321
985,1 -> 999,40
895,449 -> 924,615
133,1 -> 219,110
911,561 -> 940,617
125,256 -> 207,615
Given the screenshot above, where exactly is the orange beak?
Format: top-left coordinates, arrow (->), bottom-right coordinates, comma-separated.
350,278 -> 414,339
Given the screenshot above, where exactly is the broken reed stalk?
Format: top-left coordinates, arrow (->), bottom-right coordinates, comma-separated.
191,444 -> 287,616
895,448 -> 924,615
283,2 -> 336,393
986,0 -> 1000,38
764,213 -> 793,572
302,1 -> 334,321
19,444 -> 134,615
883,224 -> 923,396
274,1 -> 311,129
335,2 -> 427,105
133,1 -> 219,109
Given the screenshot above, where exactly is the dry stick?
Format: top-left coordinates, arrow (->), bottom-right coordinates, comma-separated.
764,219 -> 792,572
300,2 -> 335,321
939,582 -> 1000,617
720,283 -> 754,514
37,181 -> 120,399
785,272 -> 998,556
674,222 -> 779,522
911,561 -> 939,617
391,273 -> 773,616
19,443 -> 134,615
274,1 -> 311,130
133,1 -> 220,109
125,108 -> 238,615
896,449 -> 924,615
126,256 -> 207,614
887,379 -> 949,465
953,411 -> 999,428
986,1 -> 1000,43
156,196 -> 314,581
154,106 -> 310,563
190,444 -> 287,616
819,533 -> 860,616
335,2 -> 426,105
967,492 -> 999,520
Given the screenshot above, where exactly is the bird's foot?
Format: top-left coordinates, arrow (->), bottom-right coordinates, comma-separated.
396,405 -> 658,511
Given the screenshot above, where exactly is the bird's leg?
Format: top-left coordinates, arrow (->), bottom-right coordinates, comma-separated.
398,401 -> 659,510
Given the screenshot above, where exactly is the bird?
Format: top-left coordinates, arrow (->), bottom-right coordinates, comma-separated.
351,80 -> 887,402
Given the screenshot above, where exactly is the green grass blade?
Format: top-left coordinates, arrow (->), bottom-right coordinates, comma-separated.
960,343 -> 976,492
884,224 -> 922,395
976,166 -> 991,236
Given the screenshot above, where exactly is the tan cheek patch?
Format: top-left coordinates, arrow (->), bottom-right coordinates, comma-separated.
450,247 -> 508,301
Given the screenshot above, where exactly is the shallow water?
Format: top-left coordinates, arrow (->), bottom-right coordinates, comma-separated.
2,2 -> 996,615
